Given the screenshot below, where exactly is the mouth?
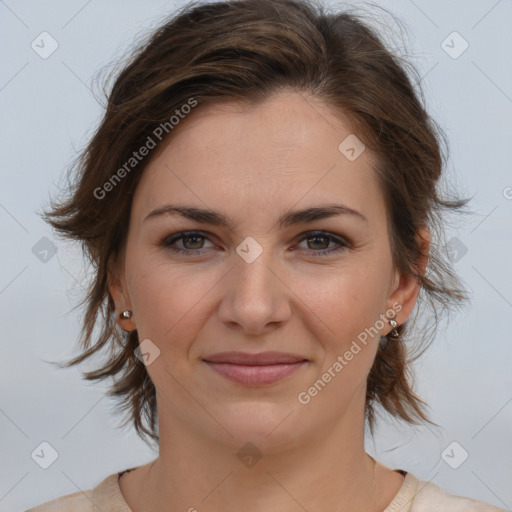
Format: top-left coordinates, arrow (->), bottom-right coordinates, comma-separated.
202,351 -> 308,386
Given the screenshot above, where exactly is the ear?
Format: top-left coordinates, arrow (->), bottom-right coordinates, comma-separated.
108,256 -> 136,332
387,226 -> 430,328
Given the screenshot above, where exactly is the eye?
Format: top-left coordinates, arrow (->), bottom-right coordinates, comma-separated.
161,231 -> 214,255
295,231 -> 349,256
161,230 -> 349,257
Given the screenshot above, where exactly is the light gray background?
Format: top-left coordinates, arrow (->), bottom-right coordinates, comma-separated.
1,0 -> 511,510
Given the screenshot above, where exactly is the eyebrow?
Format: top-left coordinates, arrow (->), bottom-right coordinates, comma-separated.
143,203 -> 367,229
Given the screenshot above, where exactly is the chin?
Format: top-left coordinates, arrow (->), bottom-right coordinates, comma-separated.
210,401 -> 305,452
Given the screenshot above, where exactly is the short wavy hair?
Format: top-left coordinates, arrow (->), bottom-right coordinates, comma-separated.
41,0 -> 471,446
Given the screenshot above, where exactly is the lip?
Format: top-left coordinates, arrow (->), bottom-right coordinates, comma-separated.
203,351 -> 307,365
202,351 -> 308,386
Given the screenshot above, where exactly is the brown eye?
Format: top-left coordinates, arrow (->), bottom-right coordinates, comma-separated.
161,230 -> 349,257
180,234 -> 205,250
162,231 -> 214,254
296,231 -> 349,256
306,234 -> 330,250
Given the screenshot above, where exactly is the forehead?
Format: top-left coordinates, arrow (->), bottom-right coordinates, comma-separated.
131,91 -> 385,229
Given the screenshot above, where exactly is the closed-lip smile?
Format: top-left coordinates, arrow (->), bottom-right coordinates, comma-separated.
202,351 -> 308,385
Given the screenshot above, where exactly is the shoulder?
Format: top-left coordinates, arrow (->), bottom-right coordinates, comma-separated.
411,478 -> 509,512
25,471 -> 131,512
25,488 -> 94,512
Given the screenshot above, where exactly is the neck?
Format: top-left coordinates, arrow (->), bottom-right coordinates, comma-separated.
121,389 -> 402,512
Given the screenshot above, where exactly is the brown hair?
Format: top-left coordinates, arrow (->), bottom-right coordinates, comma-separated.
41,0 -> 471,446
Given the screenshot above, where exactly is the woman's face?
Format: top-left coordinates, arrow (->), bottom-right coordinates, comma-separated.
110,91 -> 421,451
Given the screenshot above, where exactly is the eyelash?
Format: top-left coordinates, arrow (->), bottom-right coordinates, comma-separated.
161,230 -> 349,257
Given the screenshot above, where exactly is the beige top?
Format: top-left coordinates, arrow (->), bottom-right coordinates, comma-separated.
26,467 -> 508,512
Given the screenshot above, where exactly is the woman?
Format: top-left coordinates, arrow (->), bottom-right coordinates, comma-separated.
27,0 -> 507,510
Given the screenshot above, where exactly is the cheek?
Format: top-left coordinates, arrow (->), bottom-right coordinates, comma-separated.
126,252 -> 222,363
307,265 -> 387,340
131,270 -> 200,335
306,266 -> 388,380
126,269 -> 208,393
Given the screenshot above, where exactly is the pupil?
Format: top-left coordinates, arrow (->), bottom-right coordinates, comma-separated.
186,235 -> 202,248
310,236 -> 327,250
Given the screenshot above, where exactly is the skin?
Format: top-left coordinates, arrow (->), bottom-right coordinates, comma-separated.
110,90 -> 429,512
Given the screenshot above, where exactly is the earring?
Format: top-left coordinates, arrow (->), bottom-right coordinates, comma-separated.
120,310 -> 133,319
388,318 -> 399,338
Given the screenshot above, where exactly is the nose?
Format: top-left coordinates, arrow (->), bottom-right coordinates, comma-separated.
217,250 -> 292,336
